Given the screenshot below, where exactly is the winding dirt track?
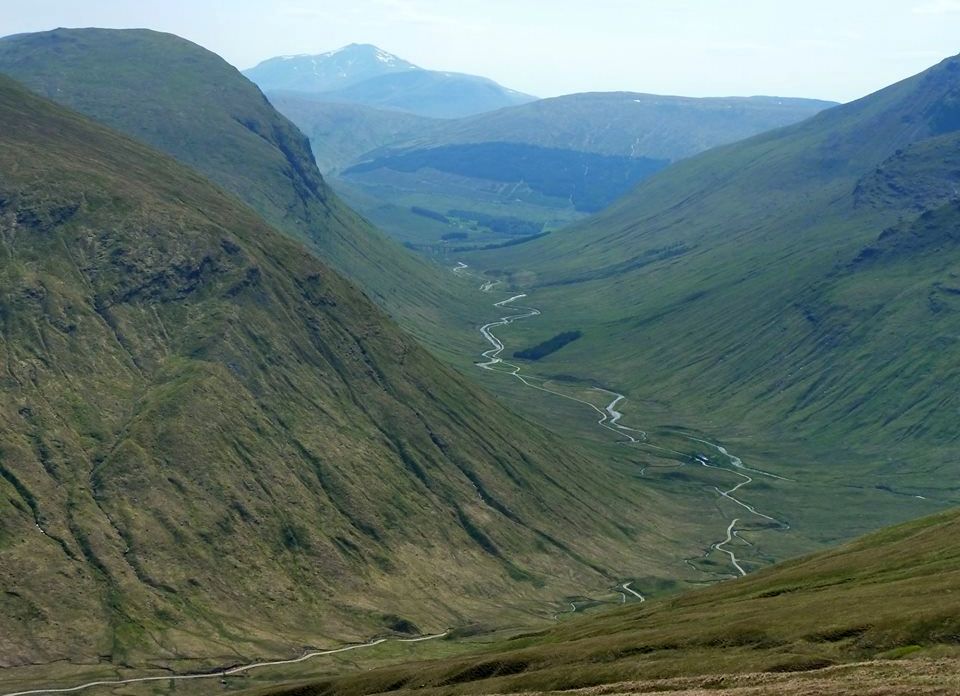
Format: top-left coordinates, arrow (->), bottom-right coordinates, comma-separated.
474,293 -> 646,443
1,634 -> 447,696
715,518 -> 746,576
621,582 -> 646,602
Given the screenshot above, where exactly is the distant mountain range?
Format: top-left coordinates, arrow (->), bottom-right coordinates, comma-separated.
244,43 -> 536,118
275,91 -> 834,249
244,43 -> 420,92
246,44 -> 835,251
394,91 -> 840,160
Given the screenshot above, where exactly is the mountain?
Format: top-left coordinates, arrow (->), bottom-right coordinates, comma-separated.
296,92 -> 833,249
0,28 -> 481,348
391,92 -> 839,161
452,55 -> 960,539
244,43 -> 419,93
281,507 -> 960,694
0,73 -> 669,676
245,43 -> 536,118
300,69 -> 537,119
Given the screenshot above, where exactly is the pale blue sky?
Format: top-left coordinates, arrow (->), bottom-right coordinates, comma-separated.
3,0 -> 959,102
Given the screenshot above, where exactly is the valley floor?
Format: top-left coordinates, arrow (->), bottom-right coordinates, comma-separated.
454,263 -> 824,583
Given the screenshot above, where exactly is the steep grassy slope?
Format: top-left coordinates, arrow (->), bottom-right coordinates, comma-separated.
269,508 -> 960,695
319,93 -> 832,249
0,28 -> 481,349
458,54 -> 960,509
0,75 -> 684,676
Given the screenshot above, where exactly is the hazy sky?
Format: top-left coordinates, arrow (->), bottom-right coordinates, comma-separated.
3,0 -> 960,102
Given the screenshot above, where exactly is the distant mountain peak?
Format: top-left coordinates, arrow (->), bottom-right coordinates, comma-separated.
244,44 -> 536,118
306,43 -> 417,67
336,43 -> 414,66
246,43 -> 420,93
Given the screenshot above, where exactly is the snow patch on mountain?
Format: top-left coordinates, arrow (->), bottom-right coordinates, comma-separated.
375,48 -> 398,64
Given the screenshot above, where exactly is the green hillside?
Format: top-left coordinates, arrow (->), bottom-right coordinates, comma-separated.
449,53 -> 960,543
0,28 -> 482,350
274,508 -> 960,695
0,74 -> 687,683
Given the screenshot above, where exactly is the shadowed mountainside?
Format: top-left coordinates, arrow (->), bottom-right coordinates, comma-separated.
0,74 -> 679,673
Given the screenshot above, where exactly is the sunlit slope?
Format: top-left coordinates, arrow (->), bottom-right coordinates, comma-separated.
465,53 -> 960,470
0,75 -> 676,670
386,92 -> 836,161
272,508 -> 960,695
0,27 -> 482,346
